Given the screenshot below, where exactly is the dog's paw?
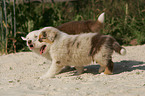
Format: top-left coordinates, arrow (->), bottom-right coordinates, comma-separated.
100,72 -> 106,75
100,72 -> 113,75
39,74 -> 55,79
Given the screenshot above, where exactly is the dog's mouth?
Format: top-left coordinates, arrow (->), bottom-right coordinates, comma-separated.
40,45 -> 47,55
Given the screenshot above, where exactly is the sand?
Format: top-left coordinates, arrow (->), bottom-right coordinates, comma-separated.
0,45 -> 145,96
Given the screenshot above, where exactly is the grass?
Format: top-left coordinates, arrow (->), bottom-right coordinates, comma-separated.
0,0 -> 145,54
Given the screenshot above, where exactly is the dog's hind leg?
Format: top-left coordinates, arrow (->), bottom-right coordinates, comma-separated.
40,60 -> 63,79
104,59 -> 114,75
98,66 -> 105,73
97,59 -> 114,75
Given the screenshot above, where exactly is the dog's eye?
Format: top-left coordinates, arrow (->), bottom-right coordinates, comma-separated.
34,36 -> 37,38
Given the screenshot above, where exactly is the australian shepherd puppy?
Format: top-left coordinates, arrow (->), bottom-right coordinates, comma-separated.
38,27 -> 126,79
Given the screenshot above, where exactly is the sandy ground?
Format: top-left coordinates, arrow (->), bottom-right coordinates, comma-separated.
0,45 -> 145,96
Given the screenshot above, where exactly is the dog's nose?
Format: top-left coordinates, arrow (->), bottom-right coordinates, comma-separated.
30,44 -> 33,48
28,40 -> 32,44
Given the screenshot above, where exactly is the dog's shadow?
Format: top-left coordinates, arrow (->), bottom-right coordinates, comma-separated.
113,60 -> 145,74
85,60 -> 145,74
60,60 -> 145,75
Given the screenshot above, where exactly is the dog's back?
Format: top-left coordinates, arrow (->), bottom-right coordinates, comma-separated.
56,13 -> 105,34
50,33 -> 96,66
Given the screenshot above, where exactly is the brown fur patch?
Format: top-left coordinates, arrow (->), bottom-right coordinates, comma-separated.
42,39 -> 53,44
66,39 -> 71,48
90,34 -> 123,56
106,36 -> 123,54
72,36 -> 78,46
104,60 -> 114,74
77,42 -> 80,48
39,32 -> 47,42
104,67 -> 113,75
66,39 -> 72,55
39,34 -> 43,42
87,20 -> 103,32
56,61 -> 61,64
42,31 -> 47,37
56,20 -> 103,35
112,42 -> 122,54
89,34 -> 107,56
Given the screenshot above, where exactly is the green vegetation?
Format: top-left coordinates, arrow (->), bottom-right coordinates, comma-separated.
0,0 -> 145,54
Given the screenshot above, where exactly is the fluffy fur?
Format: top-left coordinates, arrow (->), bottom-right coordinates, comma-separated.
38,27 -> 126,79
56,12 -> 105,34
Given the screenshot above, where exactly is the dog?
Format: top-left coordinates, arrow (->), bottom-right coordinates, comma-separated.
38,27 -> 126,78
21,28 -> 73,73
56,12 -> 105,34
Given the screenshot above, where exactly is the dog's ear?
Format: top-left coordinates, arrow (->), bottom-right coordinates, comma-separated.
39,31 -> 48,42
48,30 -> 57,42
43,29 -> 57,42
39,28 -> 58,44
41,31 -> 47,38
39,30 -> 53,44
21,37 -> 27,41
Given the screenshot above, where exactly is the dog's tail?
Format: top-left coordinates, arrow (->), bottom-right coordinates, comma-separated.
98,12 -> 105,23
113,41 -> 126,55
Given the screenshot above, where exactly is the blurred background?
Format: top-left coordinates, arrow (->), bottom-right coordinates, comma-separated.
0,0 -> 145,55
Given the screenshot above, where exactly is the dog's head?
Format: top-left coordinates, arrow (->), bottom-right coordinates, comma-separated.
38,27 -> 58,44
21,30 -> 41,50
21,29 -> 49,55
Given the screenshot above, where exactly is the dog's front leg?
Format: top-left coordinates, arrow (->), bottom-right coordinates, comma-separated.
40,60 -> 63,79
